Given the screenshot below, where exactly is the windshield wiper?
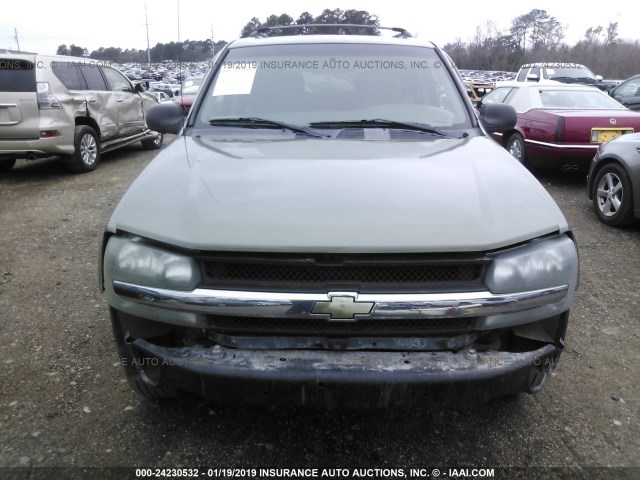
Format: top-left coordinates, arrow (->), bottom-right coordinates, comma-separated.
309,119 -> 453,137
549,76 -> 579,82
208,117 -> 327,138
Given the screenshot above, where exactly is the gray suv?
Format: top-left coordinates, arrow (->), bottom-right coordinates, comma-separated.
100,26 -> 579,408
0,54 -> 162,173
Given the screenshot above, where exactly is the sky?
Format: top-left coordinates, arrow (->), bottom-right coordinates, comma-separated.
1,0 -> 638,56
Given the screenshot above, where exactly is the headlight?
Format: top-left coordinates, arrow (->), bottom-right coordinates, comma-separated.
104,236 -> 200,291
485,235 -> 578,294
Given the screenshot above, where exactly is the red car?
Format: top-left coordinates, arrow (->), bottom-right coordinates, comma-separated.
480,83 -> 640,171
173,76 -> 203,115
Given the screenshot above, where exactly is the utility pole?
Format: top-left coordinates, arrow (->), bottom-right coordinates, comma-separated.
145,4 -> 151,67
211,25 -> 215,61
14,28 -> 20,52
177,0 -> 182,80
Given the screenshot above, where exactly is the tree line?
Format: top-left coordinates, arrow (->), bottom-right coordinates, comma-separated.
56,39 -> 228,64
444,10 -> 640,78
55,9 -> 378,64
56,8 -> 640,78
239,8 -> 379,37
55,9 -> 379,64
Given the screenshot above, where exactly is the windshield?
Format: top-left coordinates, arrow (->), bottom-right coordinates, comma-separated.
181,77 -> 203,95
181,85 -> 200,95
545,66 -> 596,81
539,89 -> 624,109
194,43 -> 470,130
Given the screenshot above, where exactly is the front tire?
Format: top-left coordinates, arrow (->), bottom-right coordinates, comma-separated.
141,133 -> 163,150
68,126 -> 100,173
506,133 -> 528,166
592,163 -> 634,227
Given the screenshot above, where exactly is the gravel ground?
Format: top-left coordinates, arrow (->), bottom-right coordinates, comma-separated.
0,138 -> 638,480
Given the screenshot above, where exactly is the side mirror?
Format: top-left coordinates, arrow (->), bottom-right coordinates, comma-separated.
146,102 -> 185,134
134,82 -> 147,93
526,73 -> 539,82
479,103 -> 517,133
595,75 -> 603,82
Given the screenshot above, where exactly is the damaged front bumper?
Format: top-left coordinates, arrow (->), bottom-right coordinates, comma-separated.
113,308 -> 564,408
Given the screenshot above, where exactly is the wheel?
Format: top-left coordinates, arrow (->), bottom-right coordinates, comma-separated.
67,126 -> 100,173
506,133 -> 527,166
592,163 -> 634,227
141,132 -> 163,150
0,158 -> 16,172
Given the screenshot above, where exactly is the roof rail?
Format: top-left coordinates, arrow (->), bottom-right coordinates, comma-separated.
248,24 -> 412,38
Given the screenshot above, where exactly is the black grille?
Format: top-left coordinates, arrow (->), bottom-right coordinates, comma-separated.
206,263 -> 481,283
200,253 -> 487,292
204,315 -> 475,336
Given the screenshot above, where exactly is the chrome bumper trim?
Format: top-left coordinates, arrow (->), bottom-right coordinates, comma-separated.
524,139 -> 599,149
112,281 -> 568,320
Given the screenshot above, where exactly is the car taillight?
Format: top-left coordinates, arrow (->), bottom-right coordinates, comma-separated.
554,117 -> 565,143
36,82 -> 62,109
40,129 -> 61,138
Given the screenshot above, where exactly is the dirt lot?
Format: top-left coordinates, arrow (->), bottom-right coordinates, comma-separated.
1,137 -> 639,480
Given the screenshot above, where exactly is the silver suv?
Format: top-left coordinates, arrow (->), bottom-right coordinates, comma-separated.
514,62 -> 615,91
0,54 -> 162,173
101,26 -> 579,408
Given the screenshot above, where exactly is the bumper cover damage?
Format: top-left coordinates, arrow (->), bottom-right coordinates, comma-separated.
123,335 -> 561,408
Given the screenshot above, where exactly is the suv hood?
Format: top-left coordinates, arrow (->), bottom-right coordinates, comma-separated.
108,135 -> 569,253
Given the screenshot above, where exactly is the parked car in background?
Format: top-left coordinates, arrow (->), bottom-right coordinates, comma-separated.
173,75 -> 204,114
152,91 -> 172,103
481,83 -> 640,171
587,132 -> 640,226
609,74 -> 640,111
0,53 -> 163,173
141,70 -> 163,81
101,25 -> 579,408
514,63 -> 616,91
459,69 -> 516,83
149,86 -> 174,98
149,81 -> 180,97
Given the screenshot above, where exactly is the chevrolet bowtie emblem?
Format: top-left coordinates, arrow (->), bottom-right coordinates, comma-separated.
311,293 -> 374,321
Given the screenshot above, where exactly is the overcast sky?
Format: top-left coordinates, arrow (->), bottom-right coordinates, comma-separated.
1,0 -> 637,56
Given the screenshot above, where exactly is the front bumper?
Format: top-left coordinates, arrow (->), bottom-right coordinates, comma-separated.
124,335 -> 561,408
112,307 -> 566,408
